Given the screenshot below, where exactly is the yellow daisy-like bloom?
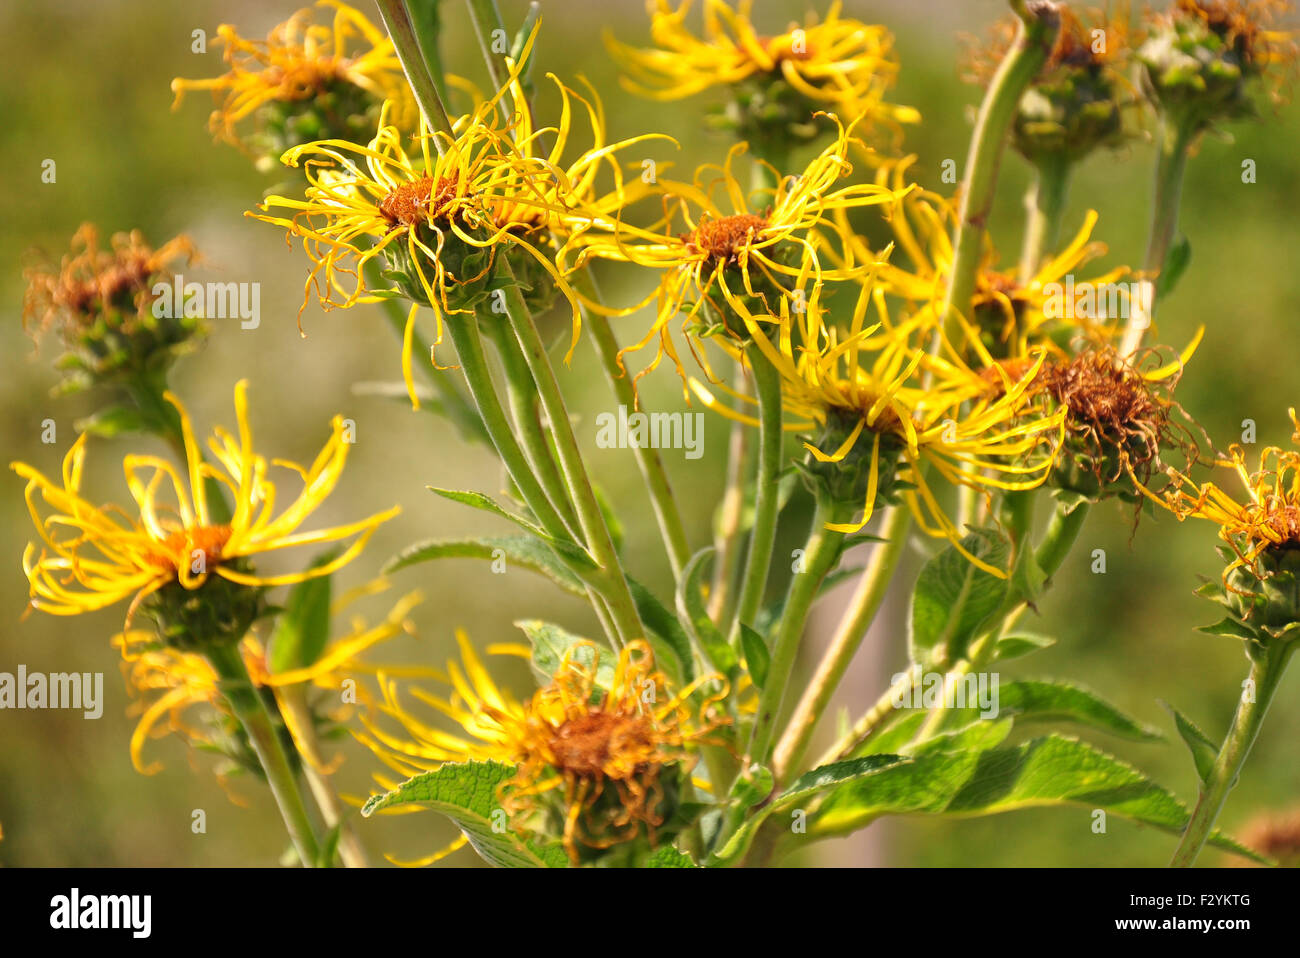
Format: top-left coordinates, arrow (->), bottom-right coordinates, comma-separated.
114,584 -> 420,781
607,0 -> 918,140
842,158 -> 1131,360
564,117 -> 909,387
1159,408 -> 1300,588
691,279 -> 1066,574
360,636 -> 728,865
10,380 -> 399,625
249,32 -> 623,408
171,0 -> 415,146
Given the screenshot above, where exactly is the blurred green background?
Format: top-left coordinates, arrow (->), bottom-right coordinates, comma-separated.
0,0 -> 1297,867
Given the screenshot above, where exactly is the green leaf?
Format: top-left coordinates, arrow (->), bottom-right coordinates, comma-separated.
813,733 -> 1258,860
970,680 -> 1164,742
1156,235 -> 1191,299
1197,616 -> 1257,640
674,548 -> 738,676
315,821 -> 344,868
428,486 -> 566,550
268,549 -> 339,674
76,404 -> 147,439
516,619 -> 614,691
739,623 -> 770,690
707,754 -> 910,866
1160,700 -> 1219,785
627,575 -> 694,685
909,717 -> 1015,756
592,482 -> 625,556
645,845 -> 698,868
383,535 -> 585,595
361,760 -> 568,868
909,529 -> 1011,669
994,632 -> 1057,661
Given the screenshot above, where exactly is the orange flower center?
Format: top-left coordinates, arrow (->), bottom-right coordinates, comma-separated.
145,525 -> 233,572
547,709 -> 658,779
684,213 -> 769,263
379,175 -> 459,228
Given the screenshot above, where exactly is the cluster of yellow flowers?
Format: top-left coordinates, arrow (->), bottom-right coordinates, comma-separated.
13,0 -> 1300,869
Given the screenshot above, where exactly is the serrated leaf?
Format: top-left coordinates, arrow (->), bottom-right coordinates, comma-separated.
994,632 -> 1057,661
969,680 -> 1164,741
813,733 -> 1258,861
517,619 -> 614,691
383,535 -> 586,595
360,760 -> 568,867
739,623 -> 770,690
645,845 -> 698,867
674,548 -> 738,676
268,549 -> 339,674
909,529 -> 1011,669
627,575 -> 694,685
1160,700 -> 1219,785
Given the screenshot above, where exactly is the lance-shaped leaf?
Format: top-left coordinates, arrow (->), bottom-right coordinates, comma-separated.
517,619 -> 614,690
675,547 -> 738,676
361,760 -> 568,868
383,535 -> 586,595
935,679 -> 1164,742
909,529 -> 1011,669
268,549 -> 339,674
1160,700 -> 1220,785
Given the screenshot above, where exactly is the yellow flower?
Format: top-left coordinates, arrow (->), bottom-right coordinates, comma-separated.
564,117 -> 908,388
115,584 -> 420,783
249,30 -> 625,408
607,0 -> 918,142
171,0 -> 415,149
11,380 -> 399,627
841,157 -> 1130,361
360,636 -> 727,865
691,279 -> 1065,575
1159,408 -> 1300,586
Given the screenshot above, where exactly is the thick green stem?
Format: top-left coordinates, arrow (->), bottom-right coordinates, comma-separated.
498,279 -> 643,645
482,318 -> 581,536
709,358 -> 750,624
730,347 -> 784,644
1170,641 -> 1294,867
941,1 -> 1060,351
580,270 -> 692,580
1120,116 -> 1194,356
773,506 -> 912,779
375,0 -> 455,143
1018,152 -> 1072,284
746,495 -> 848,767
207,644 -> 320,866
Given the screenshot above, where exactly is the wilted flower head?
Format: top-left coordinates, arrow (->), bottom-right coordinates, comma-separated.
361,636 -> 727,865
606,0 -> 918,154
1138,0 -> 1296,129
171,0 -> 416,166
11,380 -> 399,647
965,4 -> 1135,163
22,224 -> 201,393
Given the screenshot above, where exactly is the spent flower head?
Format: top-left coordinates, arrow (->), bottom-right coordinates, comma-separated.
171,0 -> 416,168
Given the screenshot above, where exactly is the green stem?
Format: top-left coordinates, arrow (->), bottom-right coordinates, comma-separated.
940,0 -> 1059,351
482,318 -> 581,536
376,0 -> 455,143
579,270 -> 692,579
1018,152 -> 1071,284
730,346 -> 783,644
746,494 -> 848,767
498,279 -> 643,645
1170,641 -> 1294,867
1120,115 -> 1195,356
207,644 -> 320,866
709,358 -> 750,625
773,506 -> 912,779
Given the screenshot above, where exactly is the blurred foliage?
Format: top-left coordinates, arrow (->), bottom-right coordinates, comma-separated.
0,0 -> 1296,867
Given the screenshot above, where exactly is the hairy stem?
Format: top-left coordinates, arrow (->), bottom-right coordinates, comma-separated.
1018,152 -> 1071,284
1170,641 -> 1294,867
376,0 -> 455,143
